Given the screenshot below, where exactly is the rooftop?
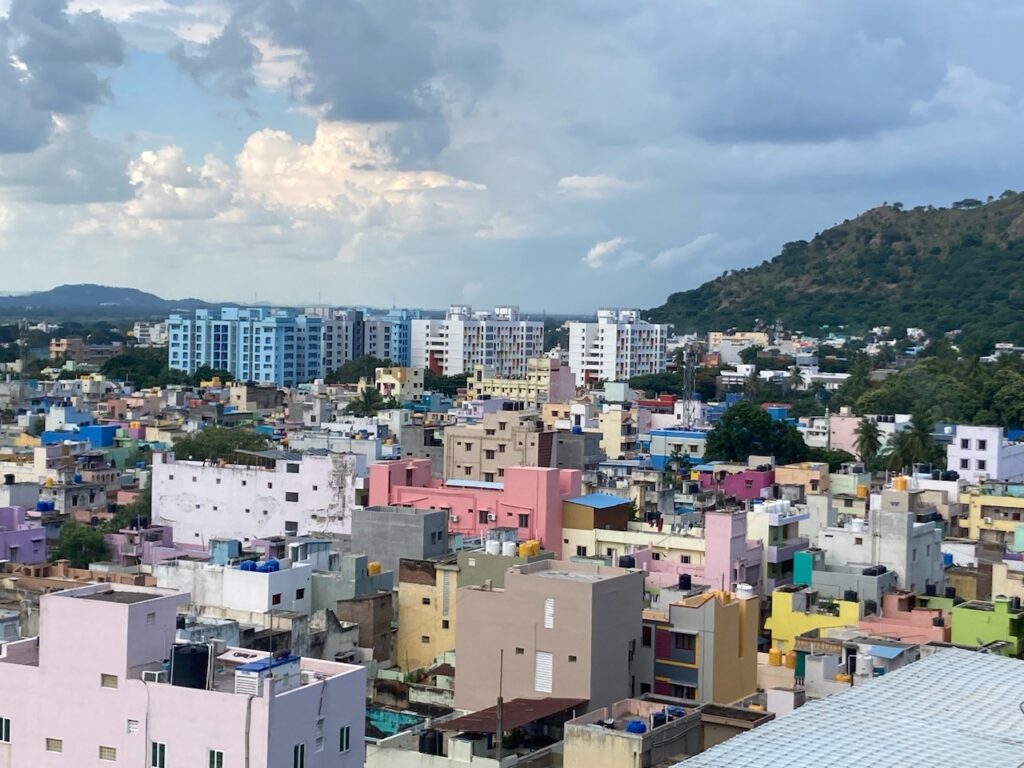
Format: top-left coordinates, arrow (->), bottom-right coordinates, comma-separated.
76,589 -> 163,604
565,493 -> 629,509
677,648 -> 1024,768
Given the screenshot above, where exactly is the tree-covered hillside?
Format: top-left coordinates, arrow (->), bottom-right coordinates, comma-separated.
647,191 -> 1024,352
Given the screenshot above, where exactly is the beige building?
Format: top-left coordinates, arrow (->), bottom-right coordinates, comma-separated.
362,366 -> 424,403
443,411 -> 553,482
466,357 -> 576,406
707,331 -> 770,350
774,462 -> 830,497
396,558 -> 459,671
455,559 -> 645,712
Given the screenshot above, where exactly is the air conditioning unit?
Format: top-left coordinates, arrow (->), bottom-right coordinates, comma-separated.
984,517 -> 993,525
487,513 -> 497,522
449,515 -> 459,523
142,670 -> 168,683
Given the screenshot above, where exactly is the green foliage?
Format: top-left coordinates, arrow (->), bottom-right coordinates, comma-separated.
51,521 -> 108,568
853,418 -> 882,462
105,485 -> 152,532
345,388 -> 388,417
424,369 -> 468,397
704,402 -> 809,465
805,447 -> 857,471
101,347 -> 187,388
325,356 -> 393,385
171,427 -> 271,462
628,368 -> 719,403
544,319 -> 569,351
647,192 -> 1024,348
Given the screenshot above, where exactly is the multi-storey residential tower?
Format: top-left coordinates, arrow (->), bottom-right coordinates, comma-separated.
411,305 -> 544,377
568,309 -> 669,386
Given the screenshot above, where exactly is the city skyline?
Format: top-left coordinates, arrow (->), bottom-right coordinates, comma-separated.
1,1 -> 1022,311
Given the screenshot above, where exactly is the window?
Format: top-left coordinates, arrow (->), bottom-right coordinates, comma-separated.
642,626 -> 653,647
534,650 -> 553,693
47,738 -> 63,752
961,438 -> 970,449
272,593 -> 282,606
312,485 -> 318,491
484,472 -> 495,483
209,750 -> 225,768
518,514 -> 529,528
485,449 -> 496,460
127,720 -> 139,734
680,554 -> 691,564
146,612 -> 156,625
576,545 -> 587,557
464,466 -> 472,476
960,458 -> 970,469
99,746 -> 117,761
544,597 -> 555,629
421,635 -> 430,643
515,647 -> 524,655
267,482 -> 273,489
652,552 -> 661,561
287,463 -> 300,473
339,726 -> 351,753
286,491 -> 299,502
242,480 -> 247,486
101,673 -> 118,688
499,422 -> 507,431
0,717 -> 9,743
978,439 -> 988,451
293,744 -> 305,768
671,684 -> 696,700
977,459 -> 987,471
296,588 -> 305,600
422,597 -> 431,605
673,633 -> 695,651
498,444 -> 506,454
568,655 -> 577,663
464,442 -> 473,451
479,509 -> 489,524
442,619 -> 450,629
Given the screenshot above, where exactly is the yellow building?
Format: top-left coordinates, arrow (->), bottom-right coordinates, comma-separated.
466,357 -> 575,406
562,522 -> 707,566
395,558 -> 458,671
774,462 -> 830,496
764,585 -> 860,651
960,484 -> 1024,544
361,366 -> 424,403
599,406 -> 640,460
708,331 -> 770,350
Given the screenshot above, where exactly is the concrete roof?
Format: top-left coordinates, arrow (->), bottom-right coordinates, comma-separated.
677,648 -> 1024,767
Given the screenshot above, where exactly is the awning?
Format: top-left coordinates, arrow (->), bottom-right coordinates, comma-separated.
440,697 -> 587,733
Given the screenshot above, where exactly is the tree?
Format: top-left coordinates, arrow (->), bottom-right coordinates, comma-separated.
325,356 -> 393,385
345,388 -> 387,417
853,418 -> 882,462
787,365 -> 804,391
51,521 -> 108,568
424,369 -> 469,397
806,447 -> 857,472
738,345 -> 763,365
704,402 -> 809,465
171,427 -> 270,462
105,485 -> 152,532
884,430 -> 918,473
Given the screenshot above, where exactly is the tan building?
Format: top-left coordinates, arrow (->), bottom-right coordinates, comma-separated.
443,411 -> 553,482
707,331 -> 769,350
362,366 -> 424,403
396,558 -> 458,671
466,357 -> 576,406
454,559 -> 645,712
599,406 -> 640,460
774,462 -> 830,497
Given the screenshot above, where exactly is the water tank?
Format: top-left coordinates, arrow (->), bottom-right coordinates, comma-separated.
944,586 -> 956,599
502,541 -> 518,557
485,540 -> 502,556
666,706 -> 686,719
72,474 -> 82,484
850,518 -> 866,533
925,583 -> 937,597
170,644 -> 211,690
932,616 -> 945,627
893,476 -> 908,491
617,554 -> 635,569
367,561 -> 382,576
651,711 -> 667,728
943,553 -> 954,567
678,573 -> 692,591
3,474 -> 13,486
784,651 -> 797,670
419,729 -> 441,756
855,653 -> 873,676
525,540 -> 541,556
864,599 -> 878,615
240,560 -> 258,572
844,590 -> 858,603
768,648 -> 782,667
856,484 -> 869,498
624,720 -> 647,734
736,583 -> 755,600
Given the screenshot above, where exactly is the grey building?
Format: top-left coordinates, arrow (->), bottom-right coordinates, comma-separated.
311,553 -> 394,613
551,430 -> 606,473
795,548 -> 897,606
398,423 -> 446,478
455,548 -> 555,589
351,505 -> 449,575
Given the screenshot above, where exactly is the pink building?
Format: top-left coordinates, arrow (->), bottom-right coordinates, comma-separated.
0,506 -> 46,564
699,464 -> 775,502
858,591 -> 951,644
0,583 -> 365,767
369,459 -> 581,557
105,524 -> 206,566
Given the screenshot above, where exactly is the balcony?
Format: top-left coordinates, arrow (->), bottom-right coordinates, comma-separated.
766,536 -> 809,564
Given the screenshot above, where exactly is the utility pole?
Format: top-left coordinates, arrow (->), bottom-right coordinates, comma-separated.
495,648 -> 504,764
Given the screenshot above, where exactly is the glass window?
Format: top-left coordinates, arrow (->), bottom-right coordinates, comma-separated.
293,744 -> 305,768
151,742 -> 166,767
339,726 -> 351,753
209,749 -> 225,768
46,738 -> 63,752
0,717 -> 9,743
100,673 -> 118,688
99,746 -> 117,761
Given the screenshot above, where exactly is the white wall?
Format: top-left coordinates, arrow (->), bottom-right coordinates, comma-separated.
153,559 -> 313,615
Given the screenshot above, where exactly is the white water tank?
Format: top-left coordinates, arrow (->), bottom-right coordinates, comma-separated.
855,653 -> 873,676
502,541 -> 518,557
850,518 -> 866,533
485,540 -> 502,556
735,583 -> 755,600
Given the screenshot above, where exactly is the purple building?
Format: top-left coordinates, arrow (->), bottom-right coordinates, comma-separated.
0,506 -> 46,564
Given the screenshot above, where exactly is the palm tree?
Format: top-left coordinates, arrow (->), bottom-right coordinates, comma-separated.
345,388 -> 386,417
908,413 -> 937,465
853,417 -> 882,462
787,365 -> 804,391
884,430 -> 918,473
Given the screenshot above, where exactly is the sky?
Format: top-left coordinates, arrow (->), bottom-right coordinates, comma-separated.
1,1 -> 1023,312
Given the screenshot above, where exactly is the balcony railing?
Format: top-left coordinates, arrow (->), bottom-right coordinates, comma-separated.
766,537 -> 810,563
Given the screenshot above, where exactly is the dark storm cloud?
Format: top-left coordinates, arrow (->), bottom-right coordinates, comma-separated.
170,18 -> 263,100
0,0 -> 123,153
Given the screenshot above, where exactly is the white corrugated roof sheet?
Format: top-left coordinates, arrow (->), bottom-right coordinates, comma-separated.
679,648 -> 1024,767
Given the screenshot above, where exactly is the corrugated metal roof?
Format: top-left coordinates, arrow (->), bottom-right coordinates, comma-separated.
677,648 -> 1024,767
565,493 -> 629,509
869,644 -> 907,660
440,697 -> 586,733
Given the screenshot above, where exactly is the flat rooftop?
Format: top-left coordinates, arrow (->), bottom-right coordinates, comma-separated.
677,648 -> 1024,767
77,590 -> 162,604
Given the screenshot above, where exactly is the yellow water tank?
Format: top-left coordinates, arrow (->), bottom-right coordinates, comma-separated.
44,477 -> 54,487
894,476 -> 908,491
747,704 -> 765,712
784,651 -> 797,669
768,648 -> 782,667
856,484 -> 869,498
518,543 -> 532,558
690,470 -> 699,481
835,673 -> 853,683
367,561 -> 382,576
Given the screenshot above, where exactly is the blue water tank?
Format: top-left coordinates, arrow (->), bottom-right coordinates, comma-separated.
256,558 -> 280,573
667,706 -> 686,718
943,552 -> 954,567
240,560 -> 258,572
625,720 -> 647,734
73,474 -> 82,484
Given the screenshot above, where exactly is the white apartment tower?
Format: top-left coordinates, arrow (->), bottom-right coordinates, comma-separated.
304,308 -> 365,375
568,309 -> 669,386
410,305 -> 544,377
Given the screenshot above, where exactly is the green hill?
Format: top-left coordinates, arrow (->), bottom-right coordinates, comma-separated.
647,191 -> 1024,352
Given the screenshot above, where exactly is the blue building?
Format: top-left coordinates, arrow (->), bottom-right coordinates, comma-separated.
167,307 -> 323,388
648,428 -> 709,469
360,308 -> 420,366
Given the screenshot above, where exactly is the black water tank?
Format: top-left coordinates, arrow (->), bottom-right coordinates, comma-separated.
953,597 -> 965,606
1012,597 -> 1022,611
925,584 -> 937,597
932,616 -> 944,627
170,644 -> 210,690
619,555 -> 636,570
864,599 -> 878,615
175,615 -> 186,630
3,473 -> 13,485
944,586 -> 956,599
679,573 -> 692,591
844,590 -> 858,603
419,730 -> 441,756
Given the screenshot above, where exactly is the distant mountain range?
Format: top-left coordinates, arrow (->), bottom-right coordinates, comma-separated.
0,284 -> 220,317
647,190 -> 1024,352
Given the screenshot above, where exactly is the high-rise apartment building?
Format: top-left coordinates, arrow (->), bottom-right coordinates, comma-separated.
304,308 -> 365,375
360,309 -> 420,366
167,307 -> 322,387
568,309 -> 669,386
411,305 -> 544,377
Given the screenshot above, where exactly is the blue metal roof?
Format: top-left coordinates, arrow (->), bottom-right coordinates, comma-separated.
869,644 -> 906,660
565,493 -> 629,509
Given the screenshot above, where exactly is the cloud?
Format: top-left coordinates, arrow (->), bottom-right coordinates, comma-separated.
170,18 -> 262,100
556,174 -> 632,200
649,234 -> 719,270
582,236 -> 629,269
0,0 -> 124,153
